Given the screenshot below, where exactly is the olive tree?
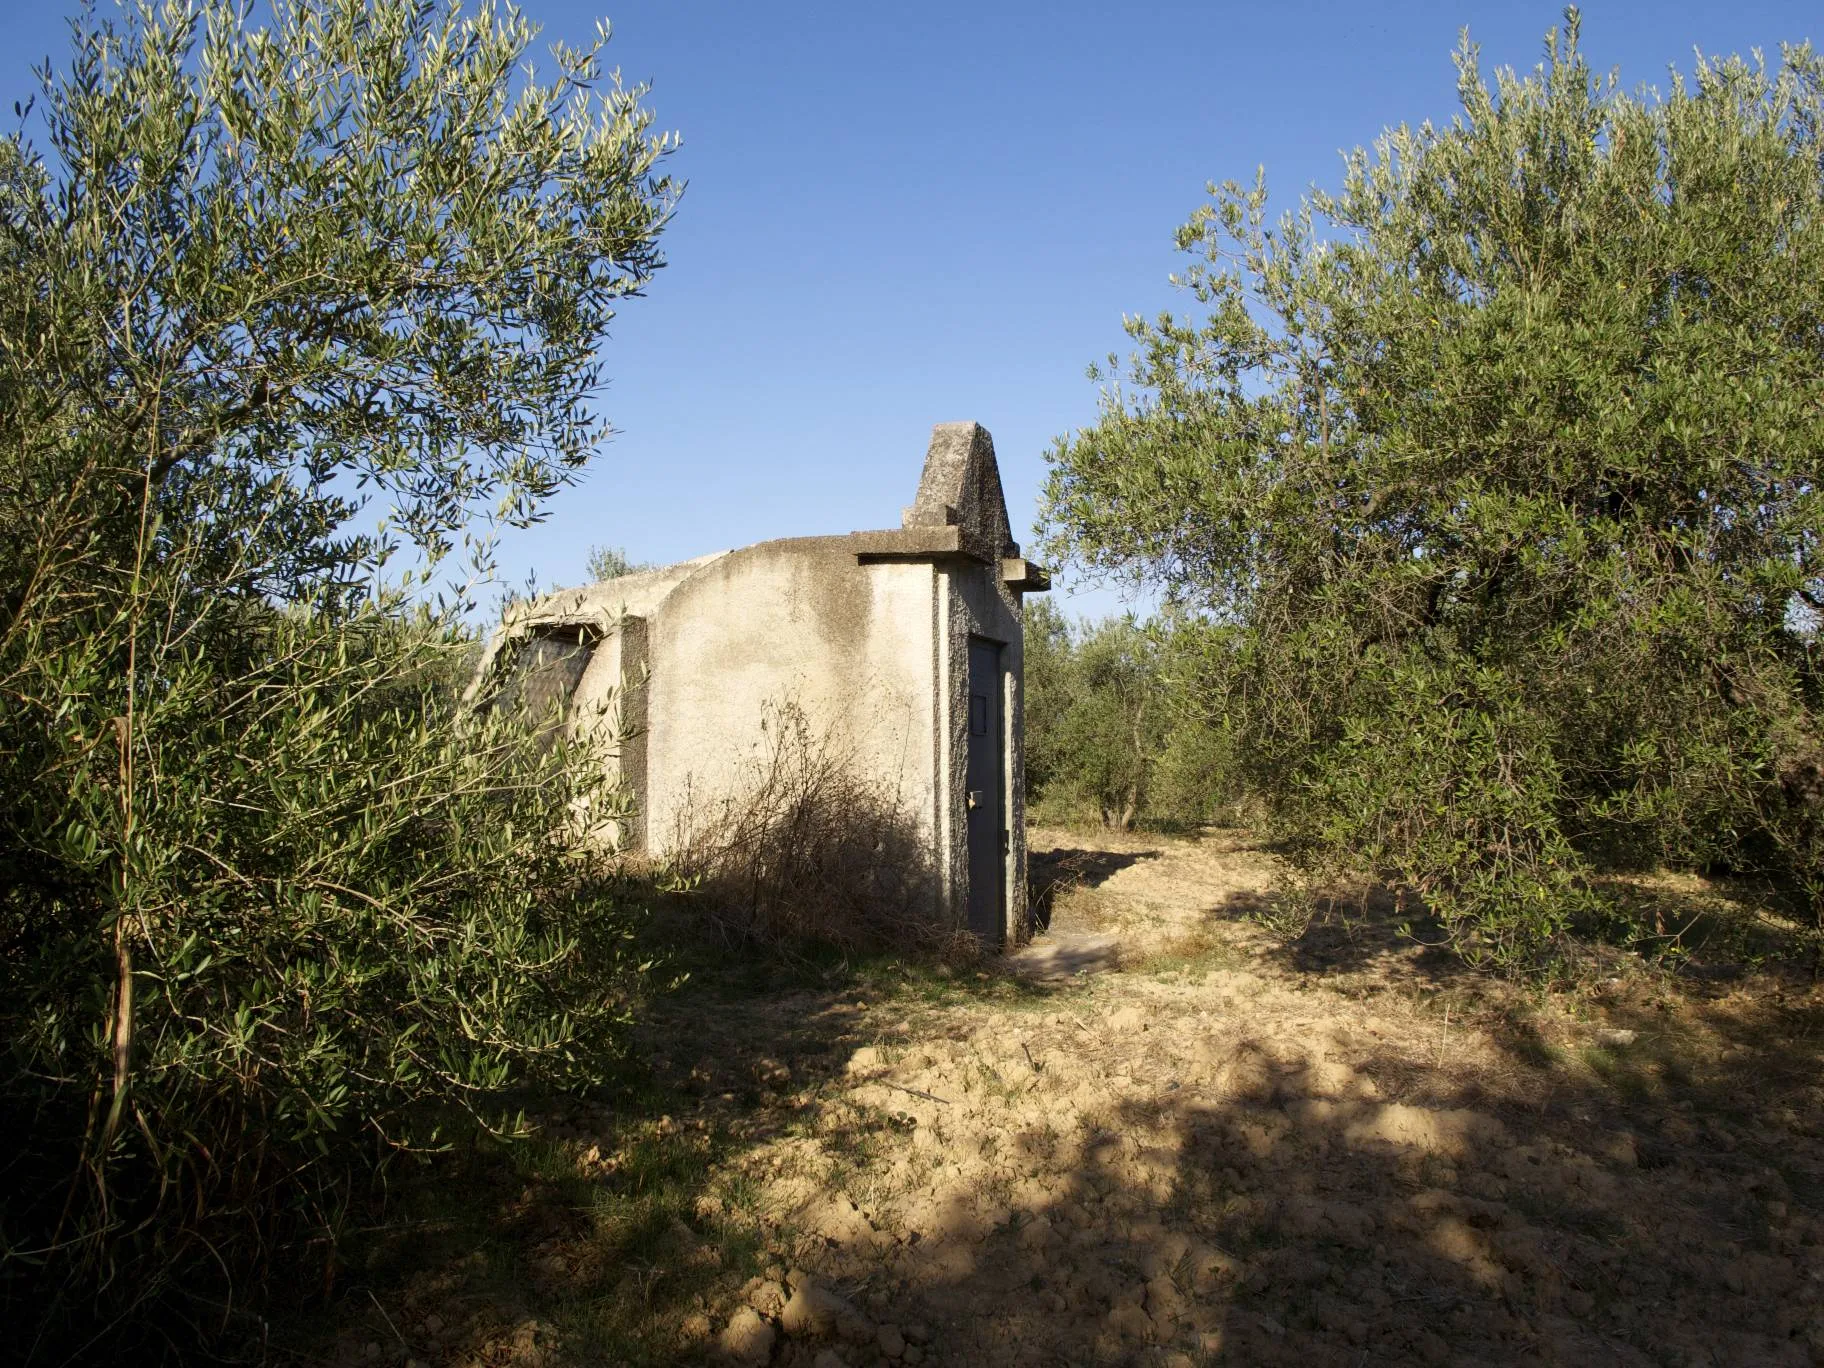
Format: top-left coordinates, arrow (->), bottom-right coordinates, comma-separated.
1040,11 -> 1824,967
0,0 -> 675,1347
1052,616 -> 1168,829
1024,604 -> 1232,830
587,543 -> 652,580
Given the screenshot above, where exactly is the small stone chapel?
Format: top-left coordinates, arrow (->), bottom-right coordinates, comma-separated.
467,422 -> 1050,945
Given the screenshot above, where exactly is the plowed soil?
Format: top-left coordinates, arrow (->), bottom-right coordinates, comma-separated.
314,826 -> 1824,1368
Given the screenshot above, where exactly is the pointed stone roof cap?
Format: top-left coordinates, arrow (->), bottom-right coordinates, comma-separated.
901,421 -> 1020,563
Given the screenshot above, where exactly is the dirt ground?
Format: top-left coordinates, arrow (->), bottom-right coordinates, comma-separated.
310,825 -> 1824,1368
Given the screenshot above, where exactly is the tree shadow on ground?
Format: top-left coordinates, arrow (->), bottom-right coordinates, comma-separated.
285,843 -> 1824,1368
278,933 -> 1087,1368
1184,841 -> 1819,996
1030,847 -> 1163,933
1190,882 -> 1479,989
760,977 -> 1824,1367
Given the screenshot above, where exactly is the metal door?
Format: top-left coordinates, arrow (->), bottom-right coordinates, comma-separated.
965,638 -> 1006,941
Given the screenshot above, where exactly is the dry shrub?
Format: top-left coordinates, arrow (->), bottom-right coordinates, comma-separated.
667,703 -> 947,953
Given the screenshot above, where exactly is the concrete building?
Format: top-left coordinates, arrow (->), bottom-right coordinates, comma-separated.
466,422 -> 1050,945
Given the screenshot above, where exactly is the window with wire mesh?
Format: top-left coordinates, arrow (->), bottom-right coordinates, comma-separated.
493,627 -> 598,735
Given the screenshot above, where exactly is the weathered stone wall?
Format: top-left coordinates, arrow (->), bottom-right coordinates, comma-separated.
641,537 -> 940,918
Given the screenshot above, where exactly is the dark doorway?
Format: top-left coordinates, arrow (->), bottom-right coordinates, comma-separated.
965,637 -> 1007,941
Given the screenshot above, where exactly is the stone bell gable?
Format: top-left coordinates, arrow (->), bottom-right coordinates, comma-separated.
903,420 -> 1021,564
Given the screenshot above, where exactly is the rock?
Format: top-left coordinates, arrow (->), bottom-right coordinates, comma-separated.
902,1347 -> 923,1365
1247,1312 -> 1286,1337
1724,1252 -> 1797,1296
1107,1004 -> 1147,1032
1600,1131 -> 1638,1167
744,1277 -> 787,1318
716,1307 -> 776,1365
1216,1049 -> 1278,1103
1106,1301 -> 1154,1342
1192,1248 -> 1242,1295
506,1320 -> 545,1363
877,1323 -> 906,1358
1597,1028 -> 1638,1047
812,1352 -> 849,1368
903,1322 -> 931,1344
421,1313 -> 444,1335
1316,1298 -> 1367,1344
1341,1102 -> 1507,1155
1145,1274 -> 1186,1323
780,1275 -> 868,1340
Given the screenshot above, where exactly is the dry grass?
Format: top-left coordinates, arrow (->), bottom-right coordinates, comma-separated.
664,702 -> 953,956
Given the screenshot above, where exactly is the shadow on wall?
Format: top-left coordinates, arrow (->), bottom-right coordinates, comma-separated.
665,701 -> 951,955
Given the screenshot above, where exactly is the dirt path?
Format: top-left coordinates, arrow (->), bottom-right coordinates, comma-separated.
314,826 -> 1824,1368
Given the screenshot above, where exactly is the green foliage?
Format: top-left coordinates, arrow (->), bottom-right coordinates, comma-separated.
1057,616 -> 1167,828
1151,714 -> 1241,828
1024,603 -> 1232,828
587,544 -> 652,581
1039,10 -> 1824,968
1020,598 -> 1075,801
0,0 -> 674,1352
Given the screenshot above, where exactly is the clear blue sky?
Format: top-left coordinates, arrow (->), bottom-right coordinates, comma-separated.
3,2 -> 1818,618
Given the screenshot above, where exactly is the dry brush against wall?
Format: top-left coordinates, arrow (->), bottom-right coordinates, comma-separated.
665,701 -> 955,954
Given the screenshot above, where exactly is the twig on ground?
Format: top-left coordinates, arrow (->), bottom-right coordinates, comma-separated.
366,1289 -> 407,1350
880,1081 -> 950,1105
